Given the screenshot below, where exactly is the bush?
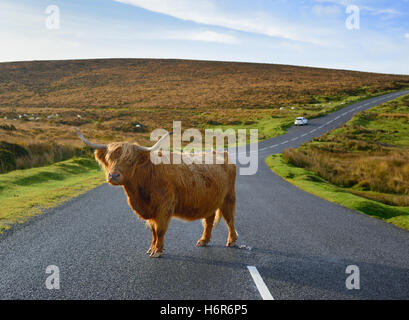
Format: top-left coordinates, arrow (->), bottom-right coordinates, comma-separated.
0,141 -> 90,174
0,141 -> 29,158
0,149 -> 16,173
0,124 -> 16,131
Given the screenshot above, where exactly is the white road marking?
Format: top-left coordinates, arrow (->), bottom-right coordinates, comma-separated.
233,92 -> 405,156
247,266 -> 274,300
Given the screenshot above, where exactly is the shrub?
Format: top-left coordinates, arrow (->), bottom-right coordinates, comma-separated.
0,124 -> 16,131
0,141 -> 29,158
0,149 -> 16,173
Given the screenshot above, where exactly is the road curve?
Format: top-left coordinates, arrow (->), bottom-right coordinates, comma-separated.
1,90 -> 409,300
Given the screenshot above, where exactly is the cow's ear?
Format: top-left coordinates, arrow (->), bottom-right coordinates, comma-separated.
95,149 -> 108,167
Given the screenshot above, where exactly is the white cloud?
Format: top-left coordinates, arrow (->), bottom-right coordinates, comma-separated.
312,5 -> 341,16
113,0 -> 330,45
405,33 -> 409,39
169,30 -> 239,44
313,0 -> 401,17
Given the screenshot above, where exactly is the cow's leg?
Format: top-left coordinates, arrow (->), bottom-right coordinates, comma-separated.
221,194 -> 237,247
150,214 -> 171,258
196,213 -> 215,247
146,220 -> 157,255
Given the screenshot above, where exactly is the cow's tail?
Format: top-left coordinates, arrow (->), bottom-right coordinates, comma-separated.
213,209 -> 222,228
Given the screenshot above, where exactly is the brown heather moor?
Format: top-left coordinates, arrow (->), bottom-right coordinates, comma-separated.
0,58 -> 409,170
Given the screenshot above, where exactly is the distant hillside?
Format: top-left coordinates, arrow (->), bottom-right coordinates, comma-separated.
1,58 -> 408,147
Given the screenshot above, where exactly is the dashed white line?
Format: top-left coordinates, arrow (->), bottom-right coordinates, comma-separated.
240,92 -> 405,155
247,266 -> 274,300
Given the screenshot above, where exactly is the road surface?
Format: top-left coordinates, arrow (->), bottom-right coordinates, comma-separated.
1,90 -> 409,300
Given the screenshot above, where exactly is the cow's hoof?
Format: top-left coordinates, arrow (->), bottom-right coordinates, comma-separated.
196,239 -> 209,247
150,251 -> 162,258
226,241 -> 237,247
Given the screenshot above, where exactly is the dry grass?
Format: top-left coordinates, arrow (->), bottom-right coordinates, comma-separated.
283,148 -> 409,196
283,94 -> 409,207
0,140 -> 88,173
1,58 -> 409,148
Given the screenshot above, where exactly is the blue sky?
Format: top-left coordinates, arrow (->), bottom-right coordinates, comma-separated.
1,0 -> 408,74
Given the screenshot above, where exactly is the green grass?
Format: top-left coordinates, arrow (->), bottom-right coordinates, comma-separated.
266,154 -> 409,230
1,90 -> 407,232
203,90 -> 401,143
315,94 -> 409,151
0,157 -> 105,233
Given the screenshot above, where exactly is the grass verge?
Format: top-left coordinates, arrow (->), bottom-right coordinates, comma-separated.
0,157 -> 105,233
266,154 -> 409,230
204,90 -> 403,144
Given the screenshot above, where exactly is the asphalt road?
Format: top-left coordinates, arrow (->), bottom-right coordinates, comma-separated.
1,90 -> 409,300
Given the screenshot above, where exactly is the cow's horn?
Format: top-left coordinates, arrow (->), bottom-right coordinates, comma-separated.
137,131 -> 173,152
73,127 -> 107,149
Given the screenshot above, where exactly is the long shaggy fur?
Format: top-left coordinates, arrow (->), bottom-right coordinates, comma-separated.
94,142 -> 238,257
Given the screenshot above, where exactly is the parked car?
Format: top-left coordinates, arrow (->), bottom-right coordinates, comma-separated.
294,117 -> 308,126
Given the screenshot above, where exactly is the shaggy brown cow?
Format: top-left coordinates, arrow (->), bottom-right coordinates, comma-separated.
74,128 -> 237,258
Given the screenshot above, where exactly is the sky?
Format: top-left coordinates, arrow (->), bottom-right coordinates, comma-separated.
0,0 -> 408,74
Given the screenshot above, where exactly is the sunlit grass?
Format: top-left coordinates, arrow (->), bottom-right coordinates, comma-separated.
266,154 -> 409,230
0,157 -> 105,233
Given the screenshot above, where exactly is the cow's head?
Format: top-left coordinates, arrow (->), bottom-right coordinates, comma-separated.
73,128 -> 171,186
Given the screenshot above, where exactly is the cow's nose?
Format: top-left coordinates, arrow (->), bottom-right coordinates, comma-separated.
109,173 -> 120,180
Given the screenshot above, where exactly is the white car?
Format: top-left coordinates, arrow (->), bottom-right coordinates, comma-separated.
294,117 -> 308,126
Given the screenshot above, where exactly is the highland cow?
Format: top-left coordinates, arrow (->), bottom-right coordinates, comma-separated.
74,128 -> 237,258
